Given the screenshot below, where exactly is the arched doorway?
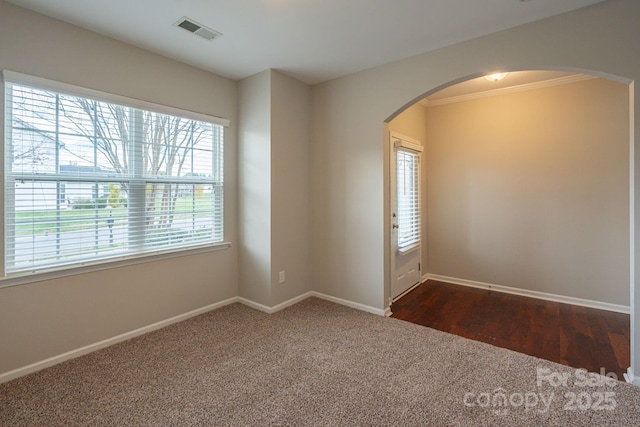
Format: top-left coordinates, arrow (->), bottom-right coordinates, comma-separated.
385,68 -> 633,378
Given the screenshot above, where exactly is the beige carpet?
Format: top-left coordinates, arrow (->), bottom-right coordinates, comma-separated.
1,297 -> 639,426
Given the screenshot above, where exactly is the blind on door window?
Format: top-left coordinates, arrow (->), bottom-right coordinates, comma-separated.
396,148 -> 420,251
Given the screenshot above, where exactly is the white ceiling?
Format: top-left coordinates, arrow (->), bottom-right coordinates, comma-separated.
6,0 -> 605,85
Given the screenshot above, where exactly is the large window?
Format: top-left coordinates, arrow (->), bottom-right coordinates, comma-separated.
3,72 -> 227,276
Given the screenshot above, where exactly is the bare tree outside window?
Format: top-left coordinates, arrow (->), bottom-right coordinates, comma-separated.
5,82 -> 224,273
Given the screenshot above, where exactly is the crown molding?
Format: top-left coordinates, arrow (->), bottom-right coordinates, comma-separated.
421,74 -> 597,107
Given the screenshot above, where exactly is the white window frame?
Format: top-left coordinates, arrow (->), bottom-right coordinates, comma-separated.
1,71 -> 230,286
394,138 -> 422,253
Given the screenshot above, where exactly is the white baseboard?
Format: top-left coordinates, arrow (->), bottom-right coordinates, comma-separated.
240,292 -> 386,317
0,297 -> 239,385
426,274 -> 630,314
310,291 -> 387,316
624,367 -> 640,386
2,290 -> 388,384
238,292 -> 313,314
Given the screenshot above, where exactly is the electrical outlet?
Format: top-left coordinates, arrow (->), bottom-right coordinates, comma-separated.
278,271 -> 285,283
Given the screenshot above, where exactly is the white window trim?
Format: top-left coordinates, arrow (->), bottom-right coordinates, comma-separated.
398,242 -> 420,254
393,136 -> 422,252
394,138 -> 423,153
2,70 -> 231,285
2,70 -> 230,127
0,242 -> 231,289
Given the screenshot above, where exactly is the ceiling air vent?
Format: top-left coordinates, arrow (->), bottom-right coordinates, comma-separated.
175,17 -> 222,41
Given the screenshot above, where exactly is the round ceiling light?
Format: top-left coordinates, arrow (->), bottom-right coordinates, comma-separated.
484,72 -> 509,82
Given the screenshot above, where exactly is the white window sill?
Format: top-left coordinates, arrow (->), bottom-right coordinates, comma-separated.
398,243 -> 420,254
0,242 -> 232,289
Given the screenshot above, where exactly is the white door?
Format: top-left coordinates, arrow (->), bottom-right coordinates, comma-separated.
390,132 -> 422,299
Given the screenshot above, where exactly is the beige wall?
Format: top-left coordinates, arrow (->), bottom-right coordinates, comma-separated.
238,71 -> 272,306
271,71 -> 313,305
311,0 -> 639,372
425,78 -> 629,305
238,70 -> 312,307
2,0 -> 640,383
0,1 -> 238,374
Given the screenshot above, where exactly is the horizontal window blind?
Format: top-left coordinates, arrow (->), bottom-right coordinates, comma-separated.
396,148 -> 421,252
4,74 -> 225,275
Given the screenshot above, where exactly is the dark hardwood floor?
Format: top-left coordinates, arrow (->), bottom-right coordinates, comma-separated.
391,280 -> 630,380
